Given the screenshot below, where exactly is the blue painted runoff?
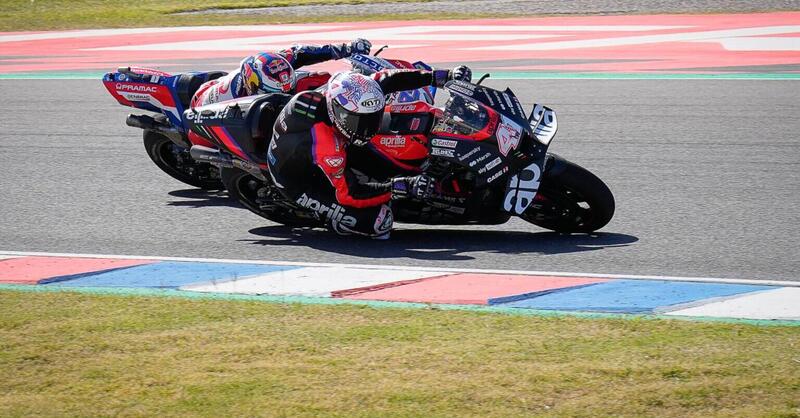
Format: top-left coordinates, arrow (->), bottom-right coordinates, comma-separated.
45,262 -> 300,288
497,280 -> 773,313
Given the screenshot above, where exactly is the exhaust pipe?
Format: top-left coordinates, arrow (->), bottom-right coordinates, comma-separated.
126,114 -> 190,148
126,114 -> 160,130
190,145 -> 233,167
190,146 -> 267,181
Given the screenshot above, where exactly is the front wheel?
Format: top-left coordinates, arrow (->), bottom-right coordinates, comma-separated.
220,167 -> 320,227
520,155 -> 615,232
143,131 -> 221,190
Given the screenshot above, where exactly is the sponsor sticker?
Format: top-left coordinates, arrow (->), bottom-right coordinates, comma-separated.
431,138 -> 458,148
360,97 -> 382,110
379,136 -> 406,148
448,83 -> 474,96
503,161 -> 542,214
478,156 -> 502,174
469,152 -> 493,167
431,147 -> 455,158
296,193 -> 357,227
487,167 -> 508,183
458,146 -> 481,162
390,103 -> 418,112
115,83 -> 157,93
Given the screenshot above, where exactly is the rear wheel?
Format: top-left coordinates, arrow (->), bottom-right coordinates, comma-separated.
220,167 -> 320,227
521,155 -> 615,232
143,131 -> 221,189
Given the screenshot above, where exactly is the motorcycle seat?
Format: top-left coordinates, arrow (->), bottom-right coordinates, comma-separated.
243,94 -> 292,161
175,71 -> 227,108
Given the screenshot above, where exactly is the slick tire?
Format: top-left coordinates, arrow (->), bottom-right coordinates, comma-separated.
143,131 -> 222,190
521,154 -> 615,233
220,167 -> 319,227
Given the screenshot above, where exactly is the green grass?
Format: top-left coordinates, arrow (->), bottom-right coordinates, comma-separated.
0,0 -> 484,31
1,289 -> 799,417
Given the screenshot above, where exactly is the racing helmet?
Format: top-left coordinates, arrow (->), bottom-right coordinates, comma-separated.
325,72 -> 386,146
240,52 -> 296,95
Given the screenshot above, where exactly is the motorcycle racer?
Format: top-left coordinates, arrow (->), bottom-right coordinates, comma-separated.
267,66 -> 472,239
190,39 -> 373,108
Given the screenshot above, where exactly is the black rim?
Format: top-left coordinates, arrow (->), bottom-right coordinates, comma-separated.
523,184 -> 597,231
228,171 -> 321,226
232,174 -> 264,208
156,141 -> 198,178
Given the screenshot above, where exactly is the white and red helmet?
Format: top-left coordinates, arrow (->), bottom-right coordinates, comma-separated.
325,72 -> 385,145
241,52 -> 296,95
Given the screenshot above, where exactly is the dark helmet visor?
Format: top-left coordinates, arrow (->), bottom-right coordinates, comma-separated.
331,100 -> 384,143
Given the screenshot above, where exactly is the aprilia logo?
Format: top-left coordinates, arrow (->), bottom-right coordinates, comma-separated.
116,83 -> 158,93
296,193 -> 357,227
379,136 -> 406,148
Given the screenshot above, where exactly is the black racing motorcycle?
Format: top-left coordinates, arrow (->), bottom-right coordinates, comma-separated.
186,77 -> 614,233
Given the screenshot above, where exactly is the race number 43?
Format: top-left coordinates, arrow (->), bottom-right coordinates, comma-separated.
503,161 -> 542,215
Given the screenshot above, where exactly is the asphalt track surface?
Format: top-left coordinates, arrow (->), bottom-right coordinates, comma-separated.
1,79 -> 798,281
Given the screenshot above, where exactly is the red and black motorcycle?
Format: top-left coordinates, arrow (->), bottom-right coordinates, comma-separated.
102,66 -> 329,189
187,72 -> 614,233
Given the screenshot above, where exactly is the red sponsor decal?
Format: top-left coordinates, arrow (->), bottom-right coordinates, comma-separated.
128,67 -> 172,77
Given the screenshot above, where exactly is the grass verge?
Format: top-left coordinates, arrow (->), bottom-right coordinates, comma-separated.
0,0 -> 480,32
1,289 -> 799,416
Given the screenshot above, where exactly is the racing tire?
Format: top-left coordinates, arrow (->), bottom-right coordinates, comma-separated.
220,167 -> 320,227
520,154 -> 615,233
143,131 -> 222,190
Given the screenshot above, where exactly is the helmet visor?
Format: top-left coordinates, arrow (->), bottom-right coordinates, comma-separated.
331,100 -> 383,142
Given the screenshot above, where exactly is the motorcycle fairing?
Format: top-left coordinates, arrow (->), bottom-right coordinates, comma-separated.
528,103 -> 558,146
103,68 -> 226,130
444,80 -> 528,128
503,105 -> 558,215
442,81 -> 557,215
104,78 -> 180,122
185,93 -> 291,166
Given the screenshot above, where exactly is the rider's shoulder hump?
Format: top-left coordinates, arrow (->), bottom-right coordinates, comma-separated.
289,90 -> 325,119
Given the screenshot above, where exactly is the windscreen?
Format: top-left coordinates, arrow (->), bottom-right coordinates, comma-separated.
440,93 -> 490,136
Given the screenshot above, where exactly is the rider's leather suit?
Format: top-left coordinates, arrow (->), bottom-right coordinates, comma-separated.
190,44 -> 353,108
267,69 -> 451,238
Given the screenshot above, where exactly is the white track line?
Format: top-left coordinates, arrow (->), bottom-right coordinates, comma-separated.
1,250 -> 797,287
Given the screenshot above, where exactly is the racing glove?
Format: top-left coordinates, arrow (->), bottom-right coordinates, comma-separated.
451,65 -> 472,82
391,174 -> 436,200
333,38 -> 372,58
432,65 -> 473,87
